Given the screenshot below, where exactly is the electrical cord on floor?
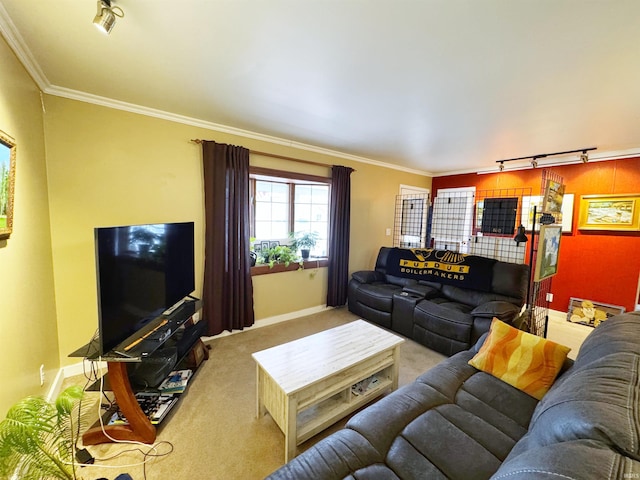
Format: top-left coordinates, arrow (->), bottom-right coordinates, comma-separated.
69,332 -> 175,479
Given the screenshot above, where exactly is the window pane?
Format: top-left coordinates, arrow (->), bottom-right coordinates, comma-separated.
272,221 -> 289,239
295,204 -> 311,223
254,180 -> 290,241
255,221 -> 272,239
271,182 -> 289,203
293,183 -> 330,257
255,202 -> 271,221
312,185 -> 329,204
295,185 -> 312,203
271,203 -> 288,222
311,205 -> 327,222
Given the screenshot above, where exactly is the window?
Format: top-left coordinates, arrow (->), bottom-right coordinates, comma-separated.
250,168 -> 330,257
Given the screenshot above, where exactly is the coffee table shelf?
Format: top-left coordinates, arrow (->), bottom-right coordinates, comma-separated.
252,320 -> 404,462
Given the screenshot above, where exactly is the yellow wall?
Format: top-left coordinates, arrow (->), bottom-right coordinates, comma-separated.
0,38 -> 59,414
43,96 -> 430,367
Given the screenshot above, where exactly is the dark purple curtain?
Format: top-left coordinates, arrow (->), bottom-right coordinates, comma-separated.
327,165 -> 354,306
202,141 -> 255,335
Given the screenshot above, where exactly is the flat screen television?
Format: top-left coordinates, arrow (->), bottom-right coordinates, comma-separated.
94,221 -> 195,355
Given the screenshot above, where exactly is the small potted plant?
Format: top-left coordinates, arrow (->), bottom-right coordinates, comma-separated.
291,231 -> 319,260
262,245 -> 301,268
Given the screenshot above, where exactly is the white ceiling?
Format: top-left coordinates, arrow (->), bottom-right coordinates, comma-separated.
1,0 -> 639,175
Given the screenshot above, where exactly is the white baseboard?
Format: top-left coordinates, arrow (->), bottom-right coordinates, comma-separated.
201,304 -> 334,340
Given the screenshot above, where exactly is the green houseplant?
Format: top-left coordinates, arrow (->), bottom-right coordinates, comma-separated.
261,244 -> 302,268
290,231 -> 319,260
0,386 -> 86,480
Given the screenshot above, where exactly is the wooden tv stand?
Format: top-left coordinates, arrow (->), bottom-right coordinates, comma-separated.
70,299 -> 207,445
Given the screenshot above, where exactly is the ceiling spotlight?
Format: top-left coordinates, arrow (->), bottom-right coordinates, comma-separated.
580,151 -> 589,163
93,0 -> 124,34
531,159 -> 538,168
499,162 -> 504,172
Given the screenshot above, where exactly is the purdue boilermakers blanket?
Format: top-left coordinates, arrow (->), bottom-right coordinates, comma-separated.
385,248 -> 496,292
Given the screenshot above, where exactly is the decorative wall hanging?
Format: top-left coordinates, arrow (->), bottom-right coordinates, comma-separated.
0,129 -> 16,239
521,194 -> 574,233
578,194 -> 640,231
534,224 -> 562,281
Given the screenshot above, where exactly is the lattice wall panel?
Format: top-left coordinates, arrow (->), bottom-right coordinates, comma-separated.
393,193 -> 431,248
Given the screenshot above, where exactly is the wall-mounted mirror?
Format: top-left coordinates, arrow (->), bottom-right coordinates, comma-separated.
0,129 -> 16,239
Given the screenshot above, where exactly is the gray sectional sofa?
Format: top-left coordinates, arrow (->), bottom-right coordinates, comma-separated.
266,311 -> 640,479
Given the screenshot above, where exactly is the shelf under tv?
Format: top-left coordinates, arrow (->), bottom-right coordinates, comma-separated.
69,298 -> 208,445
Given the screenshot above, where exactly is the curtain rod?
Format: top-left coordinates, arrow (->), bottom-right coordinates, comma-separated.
191,139 -> 354,171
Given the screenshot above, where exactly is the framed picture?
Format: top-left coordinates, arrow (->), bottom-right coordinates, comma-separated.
521,194 -> 574,233
542,180 -> 565,214
534,224 -> 562,281
253,243 -> 262,253
261,241 -> 270,251
0,129 -> 16,239
269,241 -> 280,248
566,297 -> 625,328
578,194 -> 640,231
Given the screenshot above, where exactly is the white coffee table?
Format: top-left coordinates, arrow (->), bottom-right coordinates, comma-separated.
252,319 -> 404,462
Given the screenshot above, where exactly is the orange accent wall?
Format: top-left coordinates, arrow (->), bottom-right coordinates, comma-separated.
432,157 -> 640,313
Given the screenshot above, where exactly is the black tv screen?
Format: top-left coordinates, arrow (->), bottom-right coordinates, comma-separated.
95,222 -> 195,355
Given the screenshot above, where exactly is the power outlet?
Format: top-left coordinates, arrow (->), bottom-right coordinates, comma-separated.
39,364 -> 45,386
546,292 -> 554,302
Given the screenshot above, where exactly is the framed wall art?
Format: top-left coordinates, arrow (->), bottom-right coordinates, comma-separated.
534,224 -> 562,281
566,297 -> 625,328
0,129 -> 16,239
578,194 -> 640,231
542,180 -> 565,214
521,194 -> 574,233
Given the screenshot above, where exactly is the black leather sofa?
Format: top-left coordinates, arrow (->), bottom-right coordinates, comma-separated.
348,247 -> 530,355
267,312 -> 640,479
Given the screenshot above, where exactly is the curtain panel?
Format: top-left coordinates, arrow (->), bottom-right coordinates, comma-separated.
327,165 -> 354,306
202,141 -> 255,335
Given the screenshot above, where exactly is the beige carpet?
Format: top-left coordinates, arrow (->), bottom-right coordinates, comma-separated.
74,308 -> 445,480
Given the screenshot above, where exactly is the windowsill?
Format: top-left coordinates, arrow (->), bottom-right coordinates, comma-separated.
251,257 -> 329,276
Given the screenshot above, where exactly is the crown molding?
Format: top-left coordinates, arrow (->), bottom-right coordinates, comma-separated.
45,85 -> 433,177
0,4 -> 431,177
436,147 -> 640,177
0,3 -> 50,91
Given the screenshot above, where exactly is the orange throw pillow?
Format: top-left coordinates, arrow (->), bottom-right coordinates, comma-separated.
468,318 -> 571,400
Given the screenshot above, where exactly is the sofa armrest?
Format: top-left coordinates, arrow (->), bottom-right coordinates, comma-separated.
402,283 -> 438,298
471,301 -> 521,322
351,270 -> 385,284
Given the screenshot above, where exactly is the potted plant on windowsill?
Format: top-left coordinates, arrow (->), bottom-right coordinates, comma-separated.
290,231 -> 319,260
261,245 -> 302,269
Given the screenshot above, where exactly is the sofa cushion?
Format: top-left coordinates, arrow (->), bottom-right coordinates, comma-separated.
347,349 -> 537,480
354,283 -> 402,312
490,261 -> 529,302
414,299 -> 473,343
470,301 -> 521,320
264,428 -> 383,480
518,351 -> 640,459
573,311 -> 640,367
492,439 -> 640,480
440,284 -> 518,308
469,319 -> 570,400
